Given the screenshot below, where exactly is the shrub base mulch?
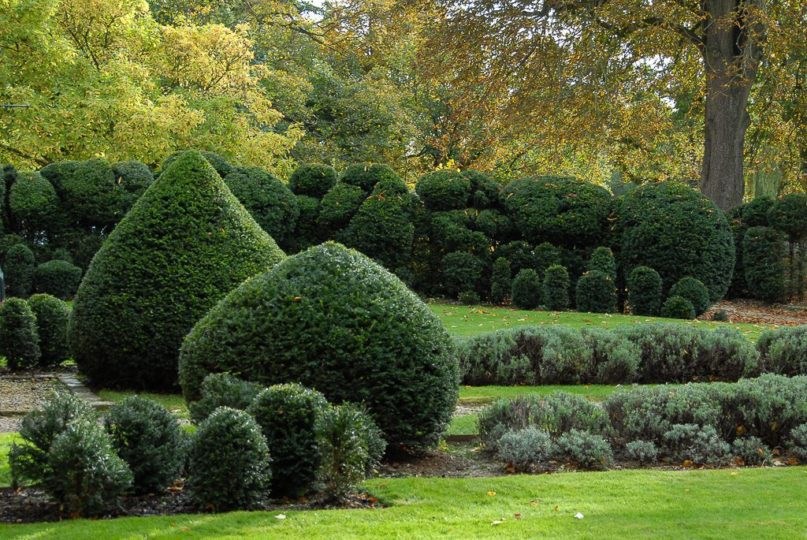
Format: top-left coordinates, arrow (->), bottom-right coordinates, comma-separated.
0,486 -> 381,524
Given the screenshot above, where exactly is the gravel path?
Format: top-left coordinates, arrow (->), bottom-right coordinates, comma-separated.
0,376 -> 64,433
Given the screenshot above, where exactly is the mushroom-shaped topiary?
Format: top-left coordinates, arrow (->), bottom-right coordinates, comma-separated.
69,150 -> 285,390
179,242 -> 459,453
612,181 -> 735,302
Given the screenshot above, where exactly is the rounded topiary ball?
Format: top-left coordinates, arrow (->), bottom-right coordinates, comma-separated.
463,170 -> 501,209
767,194 -> 807,241
69,151 -> 285,390
613,182 -> 735,302
225,167 -> 299,248
341,163 -> 400,193
60,159 -> 128,227
104,396 -> 184,495
739,197 -> 774,227
186,407 -> 271,511
289,163 -> 338,198
9,172 -> 60,234
502,176 -> 612,246
33,260 -> 82,299
660,295 -> 696,320
668,276 -> 710,316
317,183 -> 368,231
416,170 -> 471,211
179,242 -> 459,452
627,266 -> 662,316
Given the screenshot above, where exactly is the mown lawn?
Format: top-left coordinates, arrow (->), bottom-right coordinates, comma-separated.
0,432 -> 19,487
1,468 -> 805,539
431,302 -> 772,341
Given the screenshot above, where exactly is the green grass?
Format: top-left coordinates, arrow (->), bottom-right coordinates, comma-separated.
1,468 -> 805,539
97,390 -> 190,420
431,302 -> 772,341
459,384 -> 623,404
0,432 -> 19,487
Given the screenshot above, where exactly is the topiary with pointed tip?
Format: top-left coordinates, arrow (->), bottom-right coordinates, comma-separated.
69,151 -> 285,390
179,242 -> 459,453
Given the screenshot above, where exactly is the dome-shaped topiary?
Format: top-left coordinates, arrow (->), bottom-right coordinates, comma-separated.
660,295 -> 696,320
627,266 -> 662,315
27,294 -> 69,366
104,396 -> 184,495
60,159 -> 129,227
69,150 -> 285,391
416,170 -> 471,211
612,182 -> 735,302
33,260 -> 82,299
341,163 -> 400,193
179,242 -> 459,452
317,183 -> 368,232
289,163 -> 338,198
669,276 -> 710,316
224,167 -> 299,248
39,161 -> 80,192
0,297 -> 40,369
474,209 -> 512,241
4,243 -> 35,297
9,172 -> 60,236
511,268 -> 541,309
161,151 -> 234,179
576,270 -> 617,313
743,226 -> 786,303
543,264 -> 570,310
502,176 -> 612,246
768,194 -> 807,241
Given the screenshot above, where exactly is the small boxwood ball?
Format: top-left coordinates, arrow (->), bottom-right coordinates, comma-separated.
661,295 -> 696,320
416,170 -> 471,211
186,407 -> 271,511
341,163 -> 400,193
179,242 -> 459,452
669,276 -> 710,316
511,268 -> 542,309
289,163 -> 338,198
739,197 -> 774,227
613,181 -> 735,301
69,150 -> 285,391
502,176 -> 612,246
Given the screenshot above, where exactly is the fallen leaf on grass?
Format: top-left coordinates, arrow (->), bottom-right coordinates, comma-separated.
574,513 -> 584,520
487,490 -> 496,497
275,514 -> 287,520
514,513 -> 522,520
492,519 -> 505,526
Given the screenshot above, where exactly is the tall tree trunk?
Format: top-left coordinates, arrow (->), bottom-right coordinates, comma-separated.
700,0 -> 763,211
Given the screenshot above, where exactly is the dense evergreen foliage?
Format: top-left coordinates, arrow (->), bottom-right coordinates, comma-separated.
69,151 -> 285,390
180,242 -> 459,452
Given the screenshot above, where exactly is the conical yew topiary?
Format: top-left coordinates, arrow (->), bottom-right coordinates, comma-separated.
179,242 -> 459,453
69,151 -> 285,390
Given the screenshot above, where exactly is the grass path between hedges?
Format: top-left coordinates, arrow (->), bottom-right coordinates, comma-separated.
0,467 -> 805,539
431,302 -> 773,341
